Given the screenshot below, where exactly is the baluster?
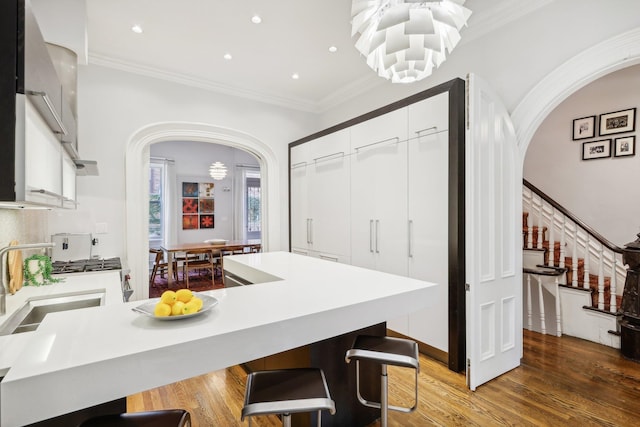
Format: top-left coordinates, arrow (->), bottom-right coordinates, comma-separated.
598,243 -> 605,310
555,276 -> 562,337
526,273 -> 532,331
572,224 -> 578,287
537,196 -> 543,249
583,233 -> 590,291
559,216 -> 566,269
537,276 -> 547,334
610,254 -> 618,313
527,202 -> 533,249
549,206 -> 555,266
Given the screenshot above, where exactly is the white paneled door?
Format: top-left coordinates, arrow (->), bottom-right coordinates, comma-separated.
465,74 -> 522,390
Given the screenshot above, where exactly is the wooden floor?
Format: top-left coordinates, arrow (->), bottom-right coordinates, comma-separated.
128,329 -> 640,426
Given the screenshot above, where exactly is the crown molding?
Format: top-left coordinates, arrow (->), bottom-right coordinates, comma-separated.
461,0 -> 555,45
316,72 -> 385,113
88,53 -> 321,113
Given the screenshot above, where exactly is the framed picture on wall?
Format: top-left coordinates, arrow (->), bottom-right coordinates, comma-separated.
182,215 -> 198,229
182,182 -> 199,197
599,108 -> 636,136
572,115 -> 596,140
614,136 -> 636,157
582,139 -> 611,160
200,214 -> 215,229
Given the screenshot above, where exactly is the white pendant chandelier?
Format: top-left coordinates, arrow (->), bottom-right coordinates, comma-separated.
351,0 -> 472,83
208,162 -> 227,180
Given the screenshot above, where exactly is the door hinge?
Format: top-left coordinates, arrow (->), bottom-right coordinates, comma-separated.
465,283 -> 470,291
466,358 -> 471,387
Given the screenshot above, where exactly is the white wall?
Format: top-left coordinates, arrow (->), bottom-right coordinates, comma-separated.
150,141 -> 259,243
46,64 -> 318,264
319,0 -> 640,129
524,65 -> 640,246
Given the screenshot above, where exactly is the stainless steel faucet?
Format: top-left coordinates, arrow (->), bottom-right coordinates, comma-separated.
0,242 -> 55,315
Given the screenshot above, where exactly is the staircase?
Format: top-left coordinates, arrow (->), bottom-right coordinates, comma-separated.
522,179 -> 626,348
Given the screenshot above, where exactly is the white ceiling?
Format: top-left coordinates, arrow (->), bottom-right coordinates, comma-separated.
36,0 -> 554,113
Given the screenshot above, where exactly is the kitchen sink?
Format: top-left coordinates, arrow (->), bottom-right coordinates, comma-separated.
0,292 -> 105,335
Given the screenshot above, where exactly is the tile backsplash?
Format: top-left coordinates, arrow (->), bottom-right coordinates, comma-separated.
0,209 -> 48,250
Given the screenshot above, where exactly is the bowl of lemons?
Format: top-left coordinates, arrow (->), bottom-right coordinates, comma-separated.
132,289 -> 218,320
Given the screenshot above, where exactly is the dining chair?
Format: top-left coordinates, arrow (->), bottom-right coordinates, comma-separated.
182,248 -> 219,288
149,248 -> 178,287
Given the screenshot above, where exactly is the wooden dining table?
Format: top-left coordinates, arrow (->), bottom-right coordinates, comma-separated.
160,240 -> 261,287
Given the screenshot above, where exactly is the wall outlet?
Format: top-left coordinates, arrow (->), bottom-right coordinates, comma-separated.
95,223 -> 108,234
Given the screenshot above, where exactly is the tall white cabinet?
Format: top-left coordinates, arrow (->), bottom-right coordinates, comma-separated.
289,79 -> 466,371
350,108 -> 408,277
290,129 -> 350,263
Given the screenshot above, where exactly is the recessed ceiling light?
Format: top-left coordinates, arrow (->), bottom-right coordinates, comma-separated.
291,73 -> 299,80
329,46 -> 338,53
131,24 -> 143,34
251,15 -> 262,24
223,53 -> 232,60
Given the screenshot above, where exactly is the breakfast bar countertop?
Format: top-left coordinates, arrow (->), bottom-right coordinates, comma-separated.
0,251 -> 437,427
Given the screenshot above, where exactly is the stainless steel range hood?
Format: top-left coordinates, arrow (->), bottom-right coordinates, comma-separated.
74,159 -> 99,176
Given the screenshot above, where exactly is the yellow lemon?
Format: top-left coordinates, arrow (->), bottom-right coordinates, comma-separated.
171,301 -> 185,316
160,290 -> 177,305
183,299 -> 199,315
191,296 -> 203,312
176,288 -> 193,303
153,302 -> 172,317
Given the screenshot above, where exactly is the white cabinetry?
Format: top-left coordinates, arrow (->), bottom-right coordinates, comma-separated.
290,129 -> 350,262
289,83 -> 464,367
62,151 -> 77,207
24,98 -> 63,206
406,92 -> 450,352
350,108 -> 408,276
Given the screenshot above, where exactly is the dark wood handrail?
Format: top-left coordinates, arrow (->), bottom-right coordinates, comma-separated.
523,179 -> 623,254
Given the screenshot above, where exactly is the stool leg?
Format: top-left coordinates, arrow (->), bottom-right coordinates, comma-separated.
381,364 -> 388,427
283,413 -> 291,427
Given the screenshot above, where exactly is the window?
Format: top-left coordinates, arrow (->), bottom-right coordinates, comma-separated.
246,171 -> 261,239
149,161 -> 164,240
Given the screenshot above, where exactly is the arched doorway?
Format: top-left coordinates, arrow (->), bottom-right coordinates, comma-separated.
125,122 -> 280,300
513,28 -> 640,157
508,28 -> 640,353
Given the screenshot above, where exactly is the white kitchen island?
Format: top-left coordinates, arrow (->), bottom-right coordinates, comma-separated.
1,252 -> 437,427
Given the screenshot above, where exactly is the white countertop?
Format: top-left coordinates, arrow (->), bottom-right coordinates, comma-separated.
0,271 -> 123,376
0,252 -> 436,427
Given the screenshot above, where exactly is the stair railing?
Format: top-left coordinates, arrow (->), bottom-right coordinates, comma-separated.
522,179 -> 625,313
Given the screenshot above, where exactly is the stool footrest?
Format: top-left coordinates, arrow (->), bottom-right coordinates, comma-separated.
242,397 -> 336,419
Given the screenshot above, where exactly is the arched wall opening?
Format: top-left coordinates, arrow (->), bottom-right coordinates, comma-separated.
506,28 -> 640,353
513,28 -> 640,159
125,122 -> 280,300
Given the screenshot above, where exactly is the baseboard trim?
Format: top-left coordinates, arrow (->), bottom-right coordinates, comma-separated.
387,329 -> 448,365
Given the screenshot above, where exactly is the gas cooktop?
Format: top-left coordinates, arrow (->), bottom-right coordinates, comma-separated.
51,257 -> 122,274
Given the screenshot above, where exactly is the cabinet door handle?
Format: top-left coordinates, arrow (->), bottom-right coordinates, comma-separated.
354,136 -> 400,152
313,152 -> 344,162
369,220 -> 374,253
291,161 -> 307,169
415,126 -> 438,137
309,218 -> 313,244
26,90 -> 68,136
408,220 -> 414,258
306,219 -> 310,244
319,254 -> 338,262
375,220 -> 380,254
